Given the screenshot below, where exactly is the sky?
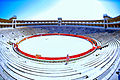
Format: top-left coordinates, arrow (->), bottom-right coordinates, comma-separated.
0,0 -> 120,20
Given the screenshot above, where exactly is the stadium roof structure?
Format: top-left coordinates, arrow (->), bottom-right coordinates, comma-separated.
0,15 -> 120,29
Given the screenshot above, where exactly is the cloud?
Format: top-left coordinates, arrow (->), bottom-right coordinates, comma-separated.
34,0 -> 106,20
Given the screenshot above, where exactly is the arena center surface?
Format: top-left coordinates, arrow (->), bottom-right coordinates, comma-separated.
15,33 -> 97,61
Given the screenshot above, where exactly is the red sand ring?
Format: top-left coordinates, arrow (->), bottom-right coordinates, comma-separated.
15,33 -> 98,60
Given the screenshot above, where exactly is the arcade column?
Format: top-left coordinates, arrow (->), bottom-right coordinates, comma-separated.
12,19 -> 16,28
103,14 -> 111,29
58,17 -> 62,26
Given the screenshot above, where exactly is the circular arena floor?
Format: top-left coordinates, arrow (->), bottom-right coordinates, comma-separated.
16,33 -> 97,60
18,35 -> 92,57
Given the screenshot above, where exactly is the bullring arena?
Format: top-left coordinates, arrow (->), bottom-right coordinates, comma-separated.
0,15 -> 120,80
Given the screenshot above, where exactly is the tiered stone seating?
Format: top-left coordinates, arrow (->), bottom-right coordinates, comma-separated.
0,38 -> 119,80
0,27 -> 120,80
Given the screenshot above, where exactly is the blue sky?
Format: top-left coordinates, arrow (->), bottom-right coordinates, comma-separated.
0,0 -> 120,20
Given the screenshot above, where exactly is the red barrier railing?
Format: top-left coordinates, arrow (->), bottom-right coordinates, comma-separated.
15,33 -> 98,60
